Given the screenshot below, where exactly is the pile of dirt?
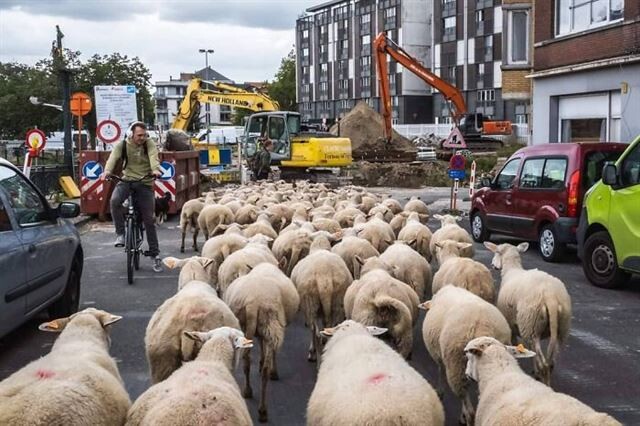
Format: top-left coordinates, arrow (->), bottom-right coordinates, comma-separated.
331,101 -> 416,160
349,160 -> 450,188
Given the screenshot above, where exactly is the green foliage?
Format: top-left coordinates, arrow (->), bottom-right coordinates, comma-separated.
232,108 -> 252,126
267,49 -> 296,111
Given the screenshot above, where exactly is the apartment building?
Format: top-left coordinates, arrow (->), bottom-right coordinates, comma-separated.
154,67 -> 234,129
530,1 -> 640,144
295,0 -> 434,125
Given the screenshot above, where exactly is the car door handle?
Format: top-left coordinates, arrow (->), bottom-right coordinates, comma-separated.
28,244 -> 36,253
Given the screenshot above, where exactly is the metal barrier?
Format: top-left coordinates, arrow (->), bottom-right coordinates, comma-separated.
29,165 -> 71,196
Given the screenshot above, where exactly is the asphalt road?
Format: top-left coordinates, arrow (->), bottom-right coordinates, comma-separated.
1,205 -> 639,425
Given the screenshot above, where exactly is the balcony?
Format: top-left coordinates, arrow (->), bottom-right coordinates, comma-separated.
443,28 -> 456,43
476,0 -> 492,9
442,2 -> 456,17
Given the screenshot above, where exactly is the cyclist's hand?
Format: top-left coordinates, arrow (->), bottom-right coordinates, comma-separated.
100,171 -> 112,181
152,170 -> 162,179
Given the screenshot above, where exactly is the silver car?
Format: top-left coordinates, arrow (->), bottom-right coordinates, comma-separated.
0,158 -> 83,338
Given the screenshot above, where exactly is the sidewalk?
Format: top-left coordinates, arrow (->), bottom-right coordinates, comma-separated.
51,197 -> 94,228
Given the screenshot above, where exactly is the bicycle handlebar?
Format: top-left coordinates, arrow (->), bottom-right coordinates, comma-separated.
107,174 -> 156,183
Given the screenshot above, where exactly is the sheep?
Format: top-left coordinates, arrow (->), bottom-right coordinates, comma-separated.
217,238 -> 279,295
389,211 -> 409,237
145,280 -> 240,383
464,336 -> 621,426
356,213 -> 395,253
344,268 -> 419,358
381,197 -> 403,215
307,320 -> 444,426
403,196 -> 429,223
333,206 -> 364,228
311,217 -> 342,234
126,327 -> 253,426
223,263 -> 300,423
290,233 -> 353,362
242,212 -> 278,241
367,204 -> 394,222
197,204 -> 235,240
200,232 -> 249,275
430,214 -> 474,260
356,195 -> 378,214
359,241 -> 432,299
234,204 -> 259,225
484,242 -> 572,385
0,308 -> 130,425
421,286 -> 511,424
264,203 -> 294,232
271,227 -> 316,276
162,256 -> 216,290
431,239 -> 495,302
398,211 -> 433,261
331,235 -> 380,279
179,198 -> 205,252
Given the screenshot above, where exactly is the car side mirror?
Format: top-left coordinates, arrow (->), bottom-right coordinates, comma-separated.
58,202 -> 80,219
480,177 -> 492,188
602,163 -> 618,186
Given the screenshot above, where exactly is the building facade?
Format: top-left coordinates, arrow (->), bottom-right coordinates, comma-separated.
530,0 -> 640,144
295,0 -> 434,125
154,67 -> 234,129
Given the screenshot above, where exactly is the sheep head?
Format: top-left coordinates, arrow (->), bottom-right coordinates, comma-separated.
483,242 -> 529,270
464,337 -> 536,382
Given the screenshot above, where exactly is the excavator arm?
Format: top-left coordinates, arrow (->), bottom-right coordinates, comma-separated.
171,78 -> 280,131
374,32 -> 467,142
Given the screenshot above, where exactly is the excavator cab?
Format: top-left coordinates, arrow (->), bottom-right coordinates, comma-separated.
459,113 -> 485,137
244,112 -> 300,164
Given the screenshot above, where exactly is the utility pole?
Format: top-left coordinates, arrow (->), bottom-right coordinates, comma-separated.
199,48 -> 214,143
53,25 -> 74,177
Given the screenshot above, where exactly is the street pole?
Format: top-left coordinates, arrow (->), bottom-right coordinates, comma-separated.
199,48 -> 214,143
54,26 -> 74,179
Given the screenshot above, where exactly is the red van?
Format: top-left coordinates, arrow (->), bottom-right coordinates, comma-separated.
470,143 -> 628,262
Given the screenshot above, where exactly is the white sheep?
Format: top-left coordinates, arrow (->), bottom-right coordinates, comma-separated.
381,197 -> 403,215
421,286 -> 511,424
430,214 -> 475,260
290,233 -> 353,362
200,232 -> 250,284
307,320 -> 444,426
331,235 -> 380,279
0,308 -> 130,425
484,242 -> 572,385
234,204 -> 259,225
403,196 -> 429,223
126,327 -> 253,426
162,256 -> 216,290
223,263 -> 300,423
198,204 -> 235,240
271,227 -> 316,276
464,337 -> 621,426
217,239 -> 279,295
397,211 -> 433,261
145,280 -> 240,383
179,198 -> 205,253
356,213 -> 395,253
344,268 -> 419,358
389,211 -> 409,237
432,239 -> 495,302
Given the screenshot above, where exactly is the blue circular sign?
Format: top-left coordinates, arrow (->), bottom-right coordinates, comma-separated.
159,161 -> 175,181
82,161 -> 103,180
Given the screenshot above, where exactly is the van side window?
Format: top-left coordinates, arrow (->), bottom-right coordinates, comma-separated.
520,159 -> 544,188
620,144 -> 640,187
496,158 -> 521,189
0,197 -> 11,232
541,159 -> 567,189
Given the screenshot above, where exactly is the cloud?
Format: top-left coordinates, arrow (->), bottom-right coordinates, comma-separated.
0,0 -> 147,22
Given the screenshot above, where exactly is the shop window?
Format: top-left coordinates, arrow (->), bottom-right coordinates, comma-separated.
556,0 -> 624,36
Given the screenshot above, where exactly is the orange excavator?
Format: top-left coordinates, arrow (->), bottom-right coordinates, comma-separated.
374,32 -> 511,151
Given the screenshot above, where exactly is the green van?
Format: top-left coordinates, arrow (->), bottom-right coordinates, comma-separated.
577,135 -> 640,288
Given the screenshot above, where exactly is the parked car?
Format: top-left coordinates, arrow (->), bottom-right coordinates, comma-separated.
470,142 -> 628,261
577,135 -> 640,288
0,157 -> 83,339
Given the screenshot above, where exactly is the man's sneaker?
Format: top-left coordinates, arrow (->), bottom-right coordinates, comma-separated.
153,256 -> 162,273
114,234 -> 125,247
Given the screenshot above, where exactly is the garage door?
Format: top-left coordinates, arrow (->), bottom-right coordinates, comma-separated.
558,92 -> 620,143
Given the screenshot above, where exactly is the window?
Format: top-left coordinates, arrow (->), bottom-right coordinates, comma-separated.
302,29 -> 309,39
338,79 -> 349,90
360,56 -> 371,69
341,40 -> 349,50
477,89 -> 495,102
496,158 -> 521,189
506,9 -> 529,64
0,197 -> 11,232
385,7 -> 396,19
478,63 -> 485,76
444,16 -> 456,28
620,144 -> 640,187
320,25 -> 327,34
541,159 -> 568,188
443,16 -> 457,41
561,118 -> 606,143
556,0 -> 624,36
0,165 -> 48,226
362,34 -> 370,45
476,10 -> 484,22
361,76 -> 371,87
520,159 -> 545,188
319,82 -> 328,92
583,151 -> 622,189
361,13 -> 371,24
303,48 -> 309,57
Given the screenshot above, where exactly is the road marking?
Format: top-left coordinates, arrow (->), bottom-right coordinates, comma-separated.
570,328 -> 630,355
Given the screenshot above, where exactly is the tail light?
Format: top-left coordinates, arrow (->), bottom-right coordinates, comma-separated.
567,170 -> 580,217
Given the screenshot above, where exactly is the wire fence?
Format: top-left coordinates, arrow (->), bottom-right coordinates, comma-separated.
393,123 -> 530,145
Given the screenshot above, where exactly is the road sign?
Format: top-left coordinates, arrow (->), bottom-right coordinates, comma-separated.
449,153 -> 466,170
94,86 -> 138,143
448,169 -> 466,180
70,92 -> 92,117
82,161 -> 103,180
442,127 -> 467,149
159,161 -> 175,181
25,129 -> 46,152
97,119 -> 122,143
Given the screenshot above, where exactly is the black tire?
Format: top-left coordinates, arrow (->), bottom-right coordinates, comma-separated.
49,255 -> 81,318
470,211 -> 490,243
582,231 -> 630,289
538,224 -> 564,262
126,218 -> 135,285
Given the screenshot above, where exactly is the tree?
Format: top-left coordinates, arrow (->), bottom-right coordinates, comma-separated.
268,49 -> 296,111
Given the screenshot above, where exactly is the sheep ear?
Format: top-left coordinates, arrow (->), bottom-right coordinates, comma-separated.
418,213 -> 429,222
183,331 -> 208,343
211,224 -> 229,237
234,336 -> 254,349
506,343 -> 536,358
418,300 -> 432,311
366,326 -> 387,336
196,257 -> 215,268
434,241 -> 444,249
433,214 -> 443,220
244,263 -> 254,272
278,257 -> 287,271
483,242 -> 498,253
162,256 -> 182,269
457,242 -> 473,250
516,243 -> 529,253
354,255 -> 366,266
455,216 -> 463,222
320,327 -> 336,337
406,238 -> 417,248
38,317 -> 70,332
101,314 -> 123,327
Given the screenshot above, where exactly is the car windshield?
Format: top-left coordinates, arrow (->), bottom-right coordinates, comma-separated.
583,150 -> 624,191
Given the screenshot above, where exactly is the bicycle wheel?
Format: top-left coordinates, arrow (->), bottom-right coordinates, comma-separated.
126,217 -> 135,285
134,222 -> 141,271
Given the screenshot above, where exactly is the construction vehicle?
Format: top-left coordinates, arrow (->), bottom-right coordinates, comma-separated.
374,32 -> 511,151
171,79 -> 352,183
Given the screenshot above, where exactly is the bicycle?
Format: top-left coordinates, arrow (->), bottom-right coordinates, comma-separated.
108,174 -> 154,284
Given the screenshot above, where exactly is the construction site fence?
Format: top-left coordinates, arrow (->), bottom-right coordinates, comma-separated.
393,123 -> 530,145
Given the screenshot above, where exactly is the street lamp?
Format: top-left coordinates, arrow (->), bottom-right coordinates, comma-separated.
29,96 -> 63,111
199,48 -> 214,142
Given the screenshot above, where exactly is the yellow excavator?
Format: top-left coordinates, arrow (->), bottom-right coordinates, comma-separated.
172,79 -> 352,183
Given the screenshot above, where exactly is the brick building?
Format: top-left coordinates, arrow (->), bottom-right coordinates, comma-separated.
530,0 -> 640,144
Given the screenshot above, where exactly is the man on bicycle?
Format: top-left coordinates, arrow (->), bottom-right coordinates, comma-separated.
101,122 -> 163,272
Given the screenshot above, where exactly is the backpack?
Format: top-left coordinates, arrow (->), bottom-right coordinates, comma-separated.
119,139 -> 148,169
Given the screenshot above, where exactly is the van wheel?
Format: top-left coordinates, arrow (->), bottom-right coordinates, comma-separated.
582,231 -> 630,289
49,256 -> 81,318
539,224 -> 564,262
470,212 -> 490,243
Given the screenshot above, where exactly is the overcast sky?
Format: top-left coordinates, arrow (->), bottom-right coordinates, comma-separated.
0,0 -> 318,85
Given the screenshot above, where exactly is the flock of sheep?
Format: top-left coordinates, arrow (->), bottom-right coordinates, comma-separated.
0,180 -> 622,425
